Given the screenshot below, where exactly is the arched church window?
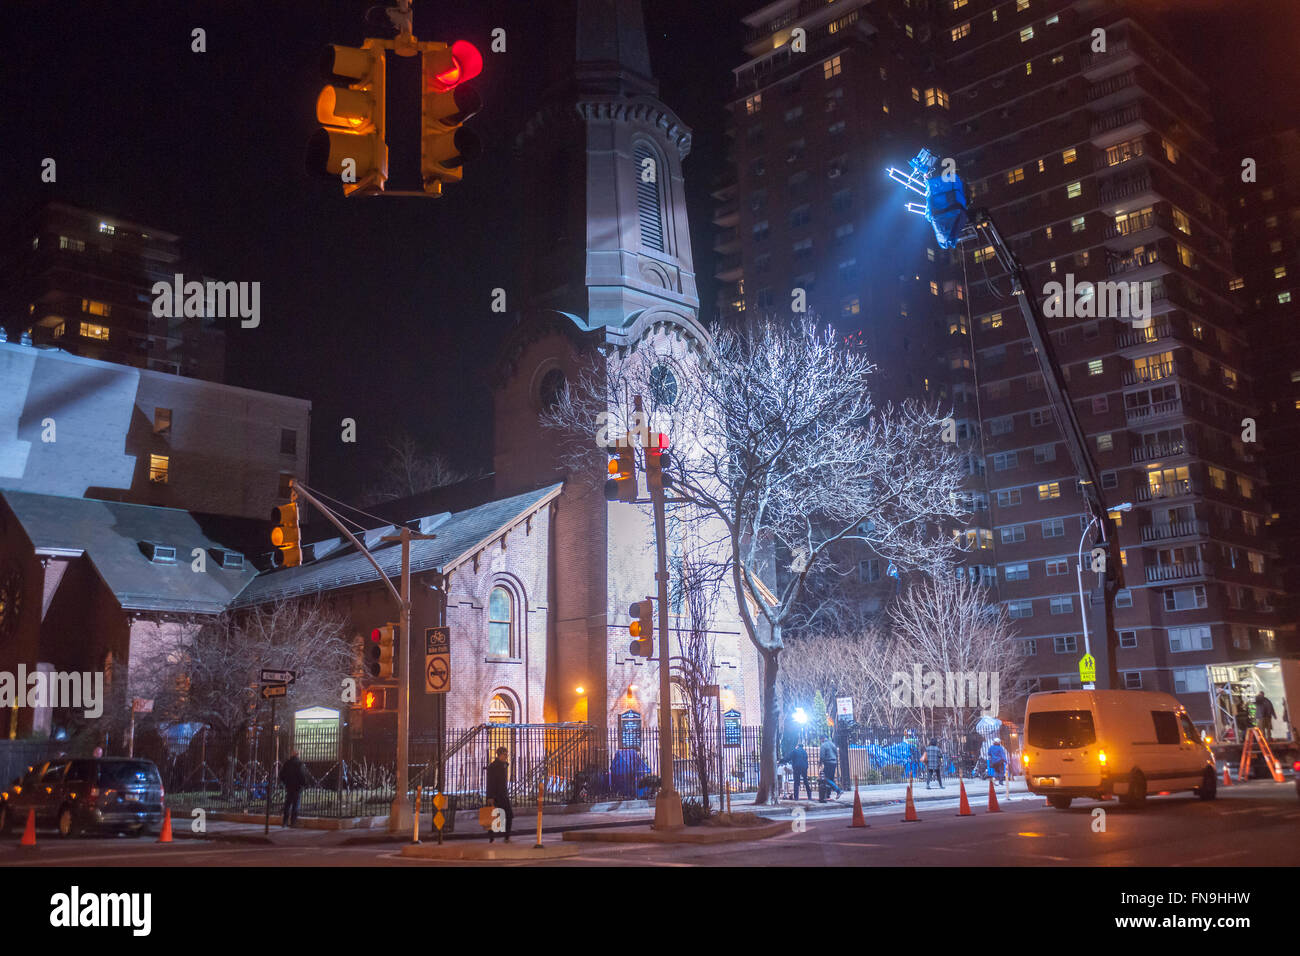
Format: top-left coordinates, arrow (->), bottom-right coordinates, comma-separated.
488,694 -> 514,724
488,586 -> 514,657
634,141 -> 665,253
539,368 -> 567,410
650,364 -> 678,406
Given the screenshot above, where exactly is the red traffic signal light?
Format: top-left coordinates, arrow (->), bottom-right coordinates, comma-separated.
424,40 -> 483,92
628,599 -> 654,657
604,443 -> 638,502
645,433 -> 672,490
366,624 -> 397,679
421,40 -> 483,192
270,502 -> 302,568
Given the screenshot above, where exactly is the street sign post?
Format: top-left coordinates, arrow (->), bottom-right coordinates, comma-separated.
836,696 -> 853,720
425,626 -> 450,694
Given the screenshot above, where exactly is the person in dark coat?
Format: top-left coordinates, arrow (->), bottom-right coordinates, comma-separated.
818,738 -> 842,801
783,743 -> 811,801
924,738 -> 944,790
485,746 -> 513,843
279,750 -> 309,827
1255,692 -> 1276,739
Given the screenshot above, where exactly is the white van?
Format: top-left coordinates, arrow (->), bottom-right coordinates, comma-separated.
1022,690 -> 1217,809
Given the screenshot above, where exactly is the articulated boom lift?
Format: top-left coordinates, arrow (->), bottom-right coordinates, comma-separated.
888,149 -> 1126,689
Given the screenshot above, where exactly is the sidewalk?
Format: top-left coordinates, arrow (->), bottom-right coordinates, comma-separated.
172,777 -> 1029,846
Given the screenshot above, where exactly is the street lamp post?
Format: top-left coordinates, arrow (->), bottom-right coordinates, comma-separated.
1077,502 -> 1131,689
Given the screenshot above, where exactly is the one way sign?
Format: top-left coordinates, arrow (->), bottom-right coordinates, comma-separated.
260,669 -> 296,685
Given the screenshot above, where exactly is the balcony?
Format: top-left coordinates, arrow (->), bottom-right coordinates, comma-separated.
1125,398 -> 1183,426
1121,360 -> 1174,386
1135,477 -> 1200,501
1098,176 -> 1157,212
1104,209 -> 1158,241
1116,322 -> 1172,349
1146,560 -> 1211,583
714,254 -> 743,282
713,227 -> 740,253
1081,42 -> 1138,80
1140,519 -> 1208,543
1131,437 -> 1193,463
1108,247 -> 1162,277
712,201 -> 739,228
1090,105 -> 1153,148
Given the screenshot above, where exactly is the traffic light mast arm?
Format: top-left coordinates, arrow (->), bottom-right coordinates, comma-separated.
288,480 -> 403,609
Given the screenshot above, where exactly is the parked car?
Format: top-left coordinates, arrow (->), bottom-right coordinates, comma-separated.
1023,690 -> 1217,809
1294,759 -> 1300,800
0,757 -> 165,837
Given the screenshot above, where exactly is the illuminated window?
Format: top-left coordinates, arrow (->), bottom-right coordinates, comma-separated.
981,312 -> 1003,330
745,94 -> 762,115
82,298 -> 111,317
1017,0 -> 1030,9
841,297 -> 861,317
1046,14 -> 1059,24
1162,139 -> 1179,164
1052,53 -> 1065,65
488,587 -> 514,657
1071,216 -> 1086,233
822,56 -> 842,79
911,86 -> 921,102
1026,61 -> 1033,76
1046,226 -> 1054,240
51,321 -> 66,339
1274,266 -> 1288,280
924,87 -> 949,109
1281,292 -> 1293,304
930,281 -> 939,296
98,222 -> 115,235
1172,208 -> 1191,235
58,236 -> 86,252
951,21 -> 971,40
1006,167 -> 1025,184
1038,482 -> 1061,500
79,322 -> 110,340
1088,359 -> 1104,375
1020,26 -> 1034,42
974,244 -> 996,263
882,100 -> 889,114
1066,181 -> 1082,199
905,24 -> 913,38
1266,215 -> 1279,229
952,0 -> 968,8
149,454 -> 170,484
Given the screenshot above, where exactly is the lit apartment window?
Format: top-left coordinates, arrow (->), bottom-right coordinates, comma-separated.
1275,266 -> 1288,280
981,312 -> 1003,330
1162,139 -> 1179,164
991,8 -> 998,20
1066,181 -> 1082,198
1052,53 -> 1065,65
1280,292 -> 1293,304
154,408 -> 172,435
1045,226 -> 1054,240
1265,215 -> 1279,229
81,298 -> 111,317
924,87 -> 949,109
1096,433 -> 1113,452
1006,167 -> 1025,184
745,94 -> 762,115
1019,26 -> 1034,42
841,297 -> 861,317
1017,0 -> 1030,10
51,321 -> 66,339
929,281 -> 939,296
952,0 -> 968,8
1069,215 -> 1087,233
1037,158 -> 1045,173
98,222 -> 115,235
79,322 -> 110,340
911,87 -> 921,102
951,21 -> 971,41
1038,482 -> 1060,500
905,24 -> 914,38
823,56 -> 842,79
974,244 -> 996,263
149,454 -> 170,484
1046,14 -> 1059,24
882,99 -> 889,114
1173,208 -> 1191,234
1087,359 -> 1104,377
1270,240 -> 1283,253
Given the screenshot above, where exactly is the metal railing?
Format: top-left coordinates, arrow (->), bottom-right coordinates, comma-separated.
1140,518 -> 1208,542
1146,560 -> 1211,583
1125,398 -> 1183,424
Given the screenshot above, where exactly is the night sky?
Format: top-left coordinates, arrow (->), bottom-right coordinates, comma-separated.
4,0 -> 1293,502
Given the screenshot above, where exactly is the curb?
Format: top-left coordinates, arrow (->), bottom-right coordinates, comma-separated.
563,818 -> 789,844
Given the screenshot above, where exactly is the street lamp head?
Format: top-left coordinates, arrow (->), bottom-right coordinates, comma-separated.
793,707 -> 808,725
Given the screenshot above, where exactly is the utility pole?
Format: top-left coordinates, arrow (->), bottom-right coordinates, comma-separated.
289,481 -> 435,833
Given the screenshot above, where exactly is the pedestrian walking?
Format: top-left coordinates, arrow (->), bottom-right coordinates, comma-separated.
485,746 -> 513,843
1255,691 -> 1276,739
987,738 -> 1008,784
279,749 -> 309,828
783,742 -> 811,801
924,738 -> 944,790
818,738 -> 842,801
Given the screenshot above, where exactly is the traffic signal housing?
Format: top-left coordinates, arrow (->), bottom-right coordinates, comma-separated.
604,442 -> 638,503
308,43 -> 387,196
628,600 -> 654,658
366,624 -> 398,679
270,502 -> 302,568
645,433 -> 671,491
420,40 -> 483,193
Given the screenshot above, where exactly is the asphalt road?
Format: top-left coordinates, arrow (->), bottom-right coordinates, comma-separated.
2,784 -> 1297,867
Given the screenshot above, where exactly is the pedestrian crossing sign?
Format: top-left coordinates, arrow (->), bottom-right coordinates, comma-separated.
1079,653 -> 1096,684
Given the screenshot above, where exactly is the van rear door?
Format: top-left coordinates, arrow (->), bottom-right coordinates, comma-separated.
1026,708 -> 1100,787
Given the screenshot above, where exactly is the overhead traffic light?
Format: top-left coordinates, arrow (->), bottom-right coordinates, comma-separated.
270,501 -> 302,568
420,40 -> 483,193
308,43 -> 387,196
628,599 -> 654,658
366,624 -> 398,680
604,442 -> 639,503
645,433 -> 671,491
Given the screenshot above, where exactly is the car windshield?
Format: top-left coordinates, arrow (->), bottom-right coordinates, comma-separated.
1027,709 -> 1097,749
97,762 -> 160,788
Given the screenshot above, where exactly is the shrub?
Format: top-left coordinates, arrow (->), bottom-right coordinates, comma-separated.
681,797 -> 711,826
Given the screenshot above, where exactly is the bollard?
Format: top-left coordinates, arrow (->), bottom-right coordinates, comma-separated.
412,788 -> 421,844
535,779 -> 544,849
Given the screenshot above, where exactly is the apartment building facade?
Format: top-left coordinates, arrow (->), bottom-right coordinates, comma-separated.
3,201 -> 226,381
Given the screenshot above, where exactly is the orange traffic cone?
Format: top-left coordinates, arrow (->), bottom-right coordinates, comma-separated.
987,778 -> 1002,813
21,809 -> 36,846
902,780 -> 920,822
1222,765 -> 1232,787
956,779 -> 974,816
848,781 -> 868,828
158,808 -> 173,843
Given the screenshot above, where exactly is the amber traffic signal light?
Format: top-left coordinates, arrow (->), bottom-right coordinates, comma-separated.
366,624 -> 397,680
308,43 -> 387,196
270,501 -> 302,568
628,599 -> 654,657
604,442 -> 638,503
420,40 -> 483,193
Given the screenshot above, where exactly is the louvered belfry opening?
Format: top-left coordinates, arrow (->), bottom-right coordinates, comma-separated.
634,142 -> 664,252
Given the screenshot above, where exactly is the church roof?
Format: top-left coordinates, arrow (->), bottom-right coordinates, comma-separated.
232,483 -> 563,606
574,0 -> 657,95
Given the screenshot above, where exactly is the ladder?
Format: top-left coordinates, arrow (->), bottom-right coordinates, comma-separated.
1237,726 -> 1285,783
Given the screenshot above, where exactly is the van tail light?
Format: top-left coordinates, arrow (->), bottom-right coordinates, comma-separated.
1292,760 -> 1299,773
1021,753 -> 1030,766
89,787 -> 99,798
1098,750 -> 1107,766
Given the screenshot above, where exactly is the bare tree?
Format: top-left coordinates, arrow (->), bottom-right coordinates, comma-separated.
672,544 -> 724,811
778,625 -> 904,742
543,314 -> 970,803
360,433 -> 474,505
887,572 -> 1028,741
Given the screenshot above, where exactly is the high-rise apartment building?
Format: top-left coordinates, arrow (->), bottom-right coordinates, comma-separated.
720,0 -> 1294,733
4,201 -> 226,381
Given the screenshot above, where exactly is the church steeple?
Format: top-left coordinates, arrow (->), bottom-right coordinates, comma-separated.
514,0 -> 704,349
